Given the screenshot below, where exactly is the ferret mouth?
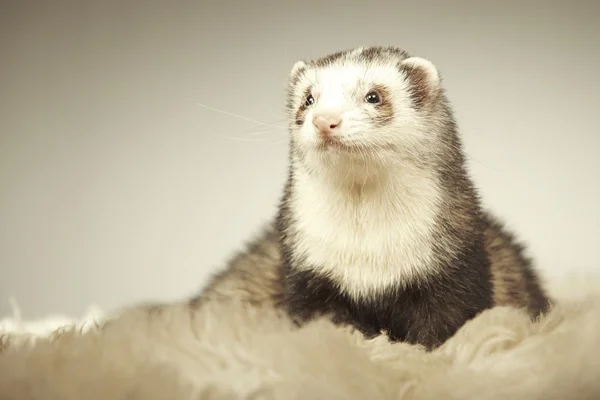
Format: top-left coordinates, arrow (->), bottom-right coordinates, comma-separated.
315,137 -> 354,152
312,138 -> 397,157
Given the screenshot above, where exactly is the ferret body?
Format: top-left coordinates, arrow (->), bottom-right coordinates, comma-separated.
195,46 -> 550,349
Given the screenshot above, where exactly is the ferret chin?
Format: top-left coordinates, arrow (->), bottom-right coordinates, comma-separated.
194,45 -> 551,350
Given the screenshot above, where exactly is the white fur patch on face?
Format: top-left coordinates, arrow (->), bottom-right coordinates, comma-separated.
290,164 -> 442,299
290,60 -> 435,166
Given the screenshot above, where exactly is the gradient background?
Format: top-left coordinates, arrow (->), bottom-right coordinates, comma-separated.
1,1 -> 599,318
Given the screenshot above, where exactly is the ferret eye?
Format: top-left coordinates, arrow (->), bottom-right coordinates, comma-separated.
305,94 -> 315,107
365,91 -> 381,104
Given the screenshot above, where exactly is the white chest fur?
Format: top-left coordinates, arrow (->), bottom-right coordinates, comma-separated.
290,166 -> 442,299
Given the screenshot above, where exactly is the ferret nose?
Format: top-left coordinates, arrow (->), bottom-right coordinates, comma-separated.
312,112 -> 342,135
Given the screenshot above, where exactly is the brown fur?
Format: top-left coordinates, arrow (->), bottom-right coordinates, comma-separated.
399,61 -> 432,108
191,225 -> 283,308
294,87 -> 313,126
370,83 -> 395,127
483,214 -> 551,315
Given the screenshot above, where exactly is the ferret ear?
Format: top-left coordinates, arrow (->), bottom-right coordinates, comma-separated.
290,60 -> 307,77
399,57 -> 441,108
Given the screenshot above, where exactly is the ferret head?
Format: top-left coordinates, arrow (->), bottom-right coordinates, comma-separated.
286,46 -> 455,179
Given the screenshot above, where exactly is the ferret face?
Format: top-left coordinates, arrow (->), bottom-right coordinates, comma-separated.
286,46 -> 443,169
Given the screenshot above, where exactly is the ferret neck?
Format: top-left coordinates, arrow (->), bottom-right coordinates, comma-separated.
295,157 -> 438,205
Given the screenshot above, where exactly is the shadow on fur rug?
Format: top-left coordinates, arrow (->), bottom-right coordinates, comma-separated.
1,274 -> 600,400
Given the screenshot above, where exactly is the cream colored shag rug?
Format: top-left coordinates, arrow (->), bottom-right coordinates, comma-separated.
1,272 -> 600,400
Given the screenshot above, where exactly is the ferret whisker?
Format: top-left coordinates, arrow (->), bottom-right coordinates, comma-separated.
211,133 -> 281,144
266,108 -> 283,119
245,129 -> 289,138
466,153 -> 500,173
246,123 -> 286,131
197,102 -> 288,129
333,157 -> 353,198
260,139 -> 289,147
357,146 -> 368,175
245,118 -> 288,130
368,143 -> 388,183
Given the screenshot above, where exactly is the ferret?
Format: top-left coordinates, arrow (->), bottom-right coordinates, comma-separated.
193,46 -> 551,350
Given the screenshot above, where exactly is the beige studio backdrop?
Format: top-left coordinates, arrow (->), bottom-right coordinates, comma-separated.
1,0 -> 599,318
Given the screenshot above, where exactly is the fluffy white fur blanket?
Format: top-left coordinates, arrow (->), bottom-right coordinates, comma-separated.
1,272 -> 599,400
